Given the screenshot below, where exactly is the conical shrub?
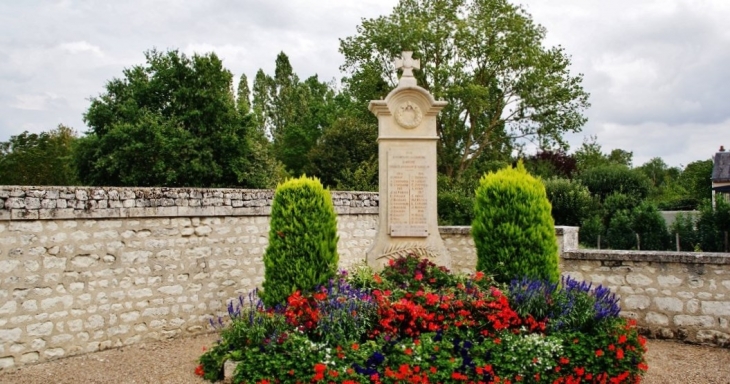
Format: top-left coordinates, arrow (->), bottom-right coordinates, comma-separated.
472,161 -> 559,284
261,176 -> 339,307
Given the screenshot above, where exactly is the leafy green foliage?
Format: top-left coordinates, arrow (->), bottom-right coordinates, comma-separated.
631,202 -> 669,250
573,135 -> 632,172
542,178 -> 593,226
679,159 -> 713,203
472,162 -> 559,283
77,49 -> 278,188
261,176 -> 339,307
579,215 -> 605,248
0,125 -> 79,186
340,0 -> 590,181
694,199 -> 730,252
437,187 -> 475,225
669,212 -> 699,251
307,116 -> 378,189
605,210 -> 635,250
577,164 -> 651,202
251,52 -> 337,177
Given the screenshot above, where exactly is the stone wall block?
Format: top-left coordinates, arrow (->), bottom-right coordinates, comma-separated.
6,198 -> 25,209
623,295 -> 650,310
75,190 -> 88,201
654,297 -> 684,312
701,301 -> 730,316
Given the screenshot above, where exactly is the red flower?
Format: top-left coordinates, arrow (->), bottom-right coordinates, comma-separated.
618,334 -> 627,344
314,363 -> 327,373
194,365 -> 204,376
616,348 -> 625,360
351,343 -> 359,351
595,349 -> 604,357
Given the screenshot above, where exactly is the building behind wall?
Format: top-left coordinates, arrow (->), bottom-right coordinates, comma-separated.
712,146 -> 730,206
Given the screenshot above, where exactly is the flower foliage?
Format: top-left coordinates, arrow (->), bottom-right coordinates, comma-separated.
199,254 -> 647,383
508,276 -> 621,332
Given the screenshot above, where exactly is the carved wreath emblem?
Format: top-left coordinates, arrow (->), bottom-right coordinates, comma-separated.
394,101 -> 423,129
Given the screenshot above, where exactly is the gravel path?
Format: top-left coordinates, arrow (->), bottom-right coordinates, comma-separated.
1,334 -> 728,383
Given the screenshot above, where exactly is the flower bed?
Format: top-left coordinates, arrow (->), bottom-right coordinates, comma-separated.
198,255 -> 647,383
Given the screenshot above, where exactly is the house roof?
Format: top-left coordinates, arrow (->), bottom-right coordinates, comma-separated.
712,148 -> 730,183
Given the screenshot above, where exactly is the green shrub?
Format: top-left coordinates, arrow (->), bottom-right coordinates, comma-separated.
669,212 -> 698,251
631,202 -> 669,250
472,161 -> 559,284
577,164 -> 651,202
579,214 -> 605,248
437,188 -> 474,225
605,210 -> 635,250
695,199 -> 730,252
261,176 -> 339,307
542,177 -> 593,226
602,192 -> 640,214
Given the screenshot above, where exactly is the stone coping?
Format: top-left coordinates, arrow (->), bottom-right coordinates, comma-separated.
563,249 -> 730,265
0,186 -> 379,220
438,226 -> 577,236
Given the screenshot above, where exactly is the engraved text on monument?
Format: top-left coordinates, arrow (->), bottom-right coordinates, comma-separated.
388,149 -> 428,237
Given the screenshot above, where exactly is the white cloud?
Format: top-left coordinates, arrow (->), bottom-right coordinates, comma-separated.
0,0 -> 728,169
11,94 -> 58,111
57,41 -> 104,57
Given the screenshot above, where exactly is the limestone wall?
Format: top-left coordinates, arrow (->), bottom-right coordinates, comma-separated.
1,186 -> 729,369
561,250 -> 730,347
0,187 -> 378,369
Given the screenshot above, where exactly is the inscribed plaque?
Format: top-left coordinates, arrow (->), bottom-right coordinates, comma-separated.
388,149 -> 428,237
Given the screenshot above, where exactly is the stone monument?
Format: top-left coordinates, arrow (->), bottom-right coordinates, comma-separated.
366,51 -> 451,270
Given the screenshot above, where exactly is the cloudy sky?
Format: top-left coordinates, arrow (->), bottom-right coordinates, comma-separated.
1,0 -> 728,168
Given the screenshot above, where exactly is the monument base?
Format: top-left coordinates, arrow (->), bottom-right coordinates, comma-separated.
366,236 -> 451,271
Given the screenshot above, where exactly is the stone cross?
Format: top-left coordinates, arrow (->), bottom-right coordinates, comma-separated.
395,51 -> 420,76
395,51 -> 420,86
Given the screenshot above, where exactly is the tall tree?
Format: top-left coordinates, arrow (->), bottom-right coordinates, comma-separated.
679,159 -> 713,202
252,69 -> 274,137
76,49 -> 278,188
237,74 -> 251,116
0,125 -> 79,185
307,116 -> 378,189
339,0 -> 590,181
574,135 -> 632,172
638,157 -> 669,187
607,149 -> 633,168
258,52 -> 336,176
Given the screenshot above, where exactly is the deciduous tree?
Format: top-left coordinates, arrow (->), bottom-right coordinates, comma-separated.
76,49 -> 277,188
0,125 -> 78,185
339,0 -> 590,181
